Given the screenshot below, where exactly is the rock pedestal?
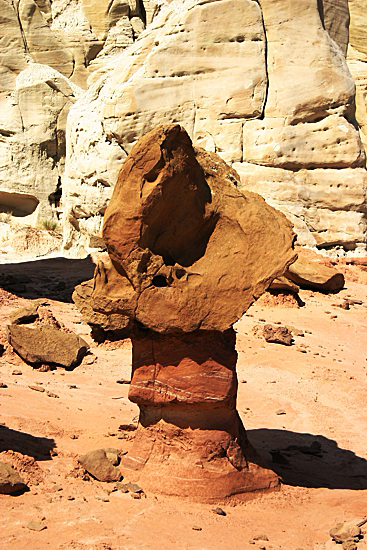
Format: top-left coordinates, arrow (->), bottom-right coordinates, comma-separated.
89,124 -> 296,501
121,327 -> 279,501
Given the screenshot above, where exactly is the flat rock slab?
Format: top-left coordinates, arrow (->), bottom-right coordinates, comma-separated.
0,462 -> 28,494
7,324 -> 89,367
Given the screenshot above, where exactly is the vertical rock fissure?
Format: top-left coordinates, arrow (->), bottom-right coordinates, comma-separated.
11,0 -> 30,56
254,0 -> 268,120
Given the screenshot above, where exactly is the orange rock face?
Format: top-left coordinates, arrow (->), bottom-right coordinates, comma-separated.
95,124 -> 296,333
91,124 -> 296,501
122,328 -> 279,502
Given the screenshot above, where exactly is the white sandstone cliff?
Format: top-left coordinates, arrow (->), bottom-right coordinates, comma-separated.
62,0 -> 367,257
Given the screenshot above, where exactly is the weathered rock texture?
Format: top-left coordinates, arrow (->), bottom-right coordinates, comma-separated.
125,328 -> 280,501
78,449 -> 122,482
0,0 -> 154,229
62,0 -> 367,258
0,0 -> 366,257
285,248 -> 345,292
91,124 -> 296,501
347,1 -> 367,153
92,125 -> 296,333
0,462 -> 28,494
7,324 -> 89,367
72,277 -> 131,341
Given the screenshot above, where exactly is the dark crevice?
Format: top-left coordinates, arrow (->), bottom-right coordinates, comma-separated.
12,0 -> 30,56
254,0 -> 268,121
138,0 -> 146,26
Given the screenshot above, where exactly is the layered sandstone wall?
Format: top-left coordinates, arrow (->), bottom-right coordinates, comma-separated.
0,0 -> 366,256
62,0 -> 367,257
0,0 -> 154,227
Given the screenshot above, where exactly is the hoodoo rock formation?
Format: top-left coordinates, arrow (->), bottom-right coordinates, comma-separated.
90,124 -> 296,501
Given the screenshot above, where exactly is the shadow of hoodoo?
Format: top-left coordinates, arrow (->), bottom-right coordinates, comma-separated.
248,428 -> 367,490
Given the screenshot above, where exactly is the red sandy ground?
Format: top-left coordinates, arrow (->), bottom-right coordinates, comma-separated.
0,260 -> 366,550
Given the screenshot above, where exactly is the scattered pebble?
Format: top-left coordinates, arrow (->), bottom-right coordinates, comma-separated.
12,370 -> 22,376
27,521 -> 47,531
116,379 -> 130,384
29,385 -> 45,392
95,495 -> 109,502
253,534 -> 269,541
46,391 -> 59,398
212,507 -> 226,516
83,355 -> 96,365
192,526 -> 202,531
276,409 -> 286,415
0,382 -> 8,388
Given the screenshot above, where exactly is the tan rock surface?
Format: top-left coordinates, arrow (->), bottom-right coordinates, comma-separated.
286,248 -> 345,292
7,324 -> 89,367
72,277 -> 131,340
242,115 -> 365,170
0,0 -> 151,241
0,0 -> 27,95
78,448 -> 122,481
261,0 -> 355,122
63,0 -> 367,258
63,0 -> 268,255
321,0 -> 350,56
95,125 -> 296,333
19,0 -> 74,77
0,64 -> 83,227
348,0 -> 367,153
234,163 -> 367,250
0,462 -> 28,494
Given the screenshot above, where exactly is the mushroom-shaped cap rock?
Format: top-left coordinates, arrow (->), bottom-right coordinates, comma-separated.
94,124 -> 296,333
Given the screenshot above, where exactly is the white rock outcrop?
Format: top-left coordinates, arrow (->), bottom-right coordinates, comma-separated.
347,0 -> 367,153
0,0 -> 150,230
62,0 -> 367,257
0,64 -> 83,225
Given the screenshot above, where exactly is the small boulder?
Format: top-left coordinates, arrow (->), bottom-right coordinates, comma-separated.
78,449 -> 122,482
285,249 -> 344,292
263,325 -> 293,346
9,303 -> 39,325
27,521 -> 47,531
7,324 -> 89,368
0,462 -> 28,494
329,521 -> 361,543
